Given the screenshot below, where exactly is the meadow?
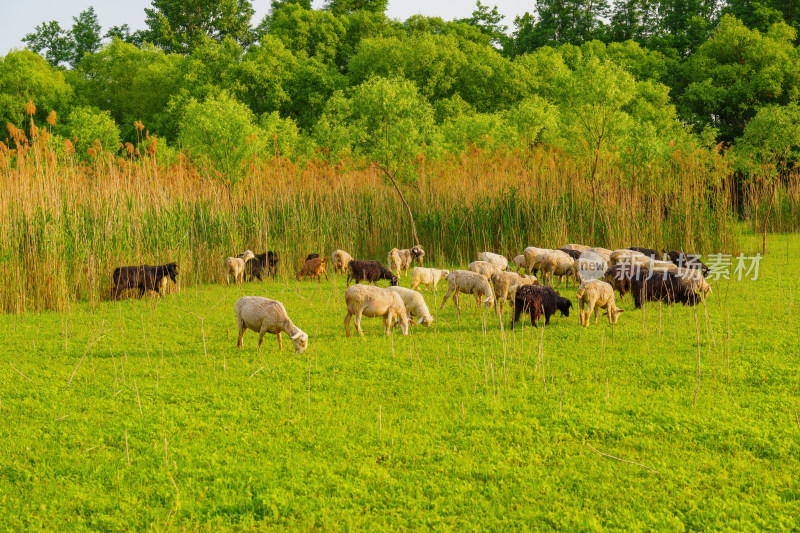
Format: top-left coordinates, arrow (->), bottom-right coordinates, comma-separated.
0,232 -> 798,530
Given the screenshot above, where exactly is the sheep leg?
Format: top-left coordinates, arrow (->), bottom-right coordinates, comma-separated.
594,305 -> 600,325
258,331 -> 266,348
354,309 -> 364,337
578,300 -> 585,326
529,305 -> 537,327
344,311 -> 353,338
383,312 -> 392,335
346,273 -> 352,287
324,271 -> 329,281
440,286 -> 454,309
236,326 -> 246,348
277,332 -> 283,350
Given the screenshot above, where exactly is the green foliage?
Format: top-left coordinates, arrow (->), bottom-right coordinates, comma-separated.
264,4 -> 345,65
681,15 -> 800,142
457,1 -> 509,48
0,50 -> 74,129
22,21 -> 73,68
732,102 -> 800,179
58,106 -> 121,158
324,0 -> 388,16
70,7 -> 102,66
178,92 -> 261,186
74,40 -> 182,142
258,111 -> 304,157
143,0 -> 255,54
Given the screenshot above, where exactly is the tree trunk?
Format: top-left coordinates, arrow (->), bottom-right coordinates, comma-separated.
378,165 -> 420,246
762,184 -> 776,255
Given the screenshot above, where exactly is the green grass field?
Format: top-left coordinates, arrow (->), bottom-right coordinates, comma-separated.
1,234 -> 799,530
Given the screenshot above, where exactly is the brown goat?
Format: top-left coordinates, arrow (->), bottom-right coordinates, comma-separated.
296,257 -> 328,283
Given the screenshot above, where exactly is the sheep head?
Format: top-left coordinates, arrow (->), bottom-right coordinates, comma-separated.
291,330 -> 309,354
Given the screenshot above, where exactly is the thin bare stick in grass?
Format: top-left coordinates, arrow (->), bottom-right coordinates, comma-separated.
585,443 -> 660,474
125,428 -> 130,466
67,321 -> 107,388
795,408 -> 799,433
10,364 -> 34,383
379,404 -> 382,442
163,473 -> 180,532
134,378 -> 143,417
249,366 -> 264,379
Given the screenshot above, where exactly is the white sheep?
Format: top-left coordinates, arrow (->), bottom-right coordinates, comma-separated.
574,250 -> 609,284
491,271 -> 539,314
387,245 -> 425,278
330,249 -> 354,275
235,296 -> 309,353
477,252 -> 509,271
609,249 -> 645,267
539,250 -> 575,286
468,260 -> 501,278
344,285 -> 409,337
386,286 -> 434,326
523,246 -> 553,275
575,280 -> 624,327
410,267 -> 450,291
676,268 -> 712,297
512,254 -> 528,273
225,250 -> 255,285
440,270 -> 495,312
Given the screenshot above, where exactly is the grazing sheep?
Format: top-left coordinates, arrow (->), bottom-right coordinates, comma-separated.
305,253 -> 320,262
512,285 -> 572,328
225,250 -> 255,285
491,271 -> 540,313
523,247 -> 553,276
440,270 -> 495,312
512,254 -> 528,273
562,244 -> 591,252
647,259 -> 679,274
666,251 -> 710,277
574,250 -> 610,284
468,260 -> 501,278
296,257 -> 328,283
628,246 -> 661,259
629,267 -> 699,309
344,285 -> 409,337
330,249 -> 354,275
386,286 -> 434,326
245,253 -> 268,282
347,260 -> 398,286
603,263 -> 643,299
576,280 -> 624,326
506,275 -> 541,305
235,296 -> 308,353
410,267 -> 450,291
558,248 -> 583,261
609,249 -> 646,267
586,247 -> 612,262
265,251 -> 279,278
111,263 -> 178,299
387,246 -> 426,278
477,252 -> 509,271
539,250 -> 575,286
675,268 -> 712,297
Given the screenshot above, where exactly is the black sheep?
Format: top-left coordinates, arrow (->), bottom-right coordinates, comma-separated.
666,251 -> 709,277
111,263 -> 178,299
512,285 -> 572,328
559,248 -> 583,261
629,267 -> 699,309
305,253 -> 320,262
246,251 -> 278,281
627,246 -> 661,259
347,260 -> 399,287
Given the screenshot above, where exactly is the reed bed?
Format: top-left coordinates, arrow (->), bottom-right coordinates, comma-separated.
0,135 -> 773,313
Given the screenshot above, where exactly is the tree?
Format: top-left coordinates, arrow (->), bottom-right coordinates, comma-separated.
732,103 -> 800,253
314,77 -> 435,245
22,21 -> 73,68
263,3 -> 346,65
324,0 -> 388,16
57,106 -> 121,159
143,0 -> 255,54
70,7 -> 102,66
509,0 -> 611,53
178,92 -> 264,206
680,15 -> 800,143
104,25 -> 145,46
458,1 -> 509,49
0,50 -> 74,129
557,58 -> 635,238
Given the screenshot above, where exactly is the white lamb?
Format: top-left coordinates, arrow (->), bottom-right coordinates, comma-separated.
225,250 -> 255,285
440,270 -> 495,311
386,286 -> 434,326
468,260 -> 501,278
575,280 -> 624,327
235,296 -> 309,353
410,267 -> 450,291
330,249 -> 354,275
344,284 -> 409,337
477,252 -> 509,271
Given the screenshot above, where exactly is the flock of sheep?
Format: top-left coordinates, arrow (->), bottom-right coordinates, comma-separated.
110,243 -> 712,356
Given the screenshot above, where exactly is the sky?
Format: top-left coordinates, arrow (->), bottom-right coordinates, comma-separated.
1,0 -> 532,54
